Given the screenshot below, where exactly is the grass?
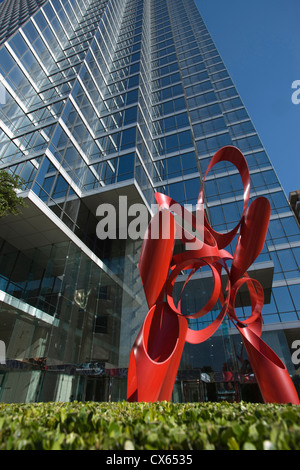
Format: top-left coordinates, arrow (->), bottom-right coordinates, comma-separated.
0,400 -> 299,450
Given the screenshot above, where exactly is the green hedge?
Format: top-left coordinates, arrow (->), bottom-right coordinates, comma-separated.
0,401 -> 299,450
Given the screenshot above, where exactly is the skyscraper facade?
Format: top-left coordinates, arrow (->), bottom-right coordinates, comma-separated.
0,0 -> 299,403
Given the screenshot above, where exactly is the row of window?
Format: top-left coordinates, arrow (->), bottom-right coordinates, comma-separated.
154,129 -> 193,156
152,71 -> 181,91
153,151 -> 198,183
204,169 -> 279,203
208,201 -> 299,244
152,83 -> 183,103
153,111 -> 190,135
156,176 -> 201,205
271,247 -> 300,279
198,149 -> 269,178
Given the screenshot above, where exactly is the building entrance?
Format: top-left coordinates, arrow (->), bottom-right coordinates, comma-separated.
173,378 -> 242,403
84,377 -> 110,402
182,380 -> 206,402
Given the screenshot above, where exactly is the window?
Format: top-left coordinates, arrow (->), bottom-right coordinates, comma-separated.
209,205 -> 225,227
52,175 -> 69,199
0,49 -> 15,75
10,33 -> 28,58
196,133 -> 232,156
234,135 -> 262,151
222,201 -> 241,224
181,151 -> 198,174
157,129 -> 193,156
95,315 -> 108,334
193,117 -> 226,137
229,121 -> 255,137
167,156 -> 181,178
168,181 -> 185,202
273,286 -> 295,313
117,153 -> 134,181
124,106 -> 137,125
277,249 -> 298,272
185,177 -> 200,203
283,217 -> 300,238
267,219 -> 286,240
289,285 -> 300,311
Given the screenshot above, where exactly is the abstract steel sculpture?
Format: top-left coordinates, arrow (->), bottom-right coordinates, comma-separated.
127,146 -> 300,404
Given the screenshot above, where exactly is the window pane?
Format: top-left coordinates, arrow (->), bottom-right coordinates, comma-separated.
273,286 -> 294,312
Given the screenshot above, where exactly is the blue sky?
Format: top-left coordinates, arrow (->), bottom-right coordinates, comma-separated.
196,0 -> 300,197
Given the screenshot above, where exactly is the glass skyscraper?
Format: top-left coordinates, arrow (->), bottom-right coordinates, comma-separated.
0,0 -> 299,403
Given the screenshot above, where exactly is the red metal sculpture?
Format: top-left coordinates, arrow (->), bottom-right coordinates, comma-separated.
127,146 -> 300,404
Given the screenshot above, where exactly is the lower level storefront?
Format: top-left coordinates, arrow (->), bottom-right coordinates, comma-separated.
0,357 -> 299,404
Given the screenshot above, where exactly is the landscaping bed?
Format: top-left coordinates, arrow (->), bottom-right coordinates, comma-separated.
0,400 -> 299,450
